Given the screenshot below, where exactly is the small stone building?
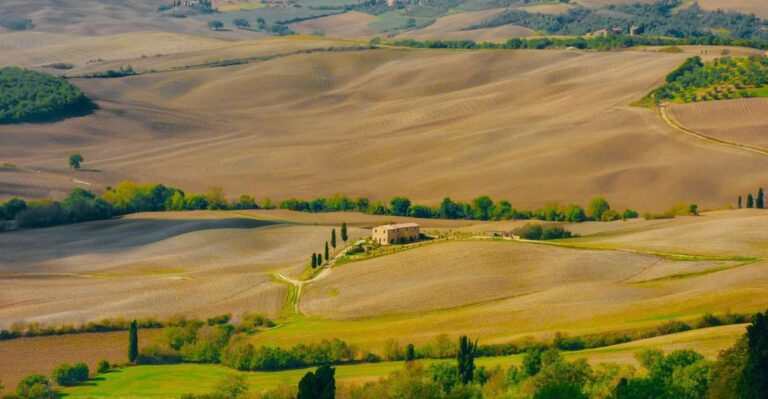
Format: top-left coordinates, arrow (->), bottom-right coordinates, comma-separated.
372,223 -> 420,245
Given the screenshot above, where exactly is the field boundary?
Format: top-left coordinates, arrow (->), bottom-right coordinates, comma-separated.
659,104 -> 768,157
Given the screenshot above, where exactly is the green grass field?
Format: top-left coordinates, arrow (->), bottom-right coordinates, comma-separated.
62,325 -> 745,398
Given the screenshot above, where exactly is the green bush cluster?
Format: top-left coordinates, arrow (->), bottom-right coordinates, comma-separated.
0,67 -> 94,124
52,363 -> 88,386
513,224 -> 574,240
81,65 -> 136,78
393,34 -> 768,52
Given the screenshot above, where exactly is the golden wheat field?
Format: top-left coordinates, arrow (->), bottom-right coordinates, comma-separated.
302,240 -> 739,319
668,98 -> 768,150
2,2 -> 768,395
0,211 -> 367,329
4,43 -> 768,210
0,330 -> 160,390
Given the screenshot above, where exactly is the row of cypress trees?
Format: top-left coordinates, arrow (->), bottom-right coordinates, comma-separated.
310,224 -> 348,269
738,188 -> 765,209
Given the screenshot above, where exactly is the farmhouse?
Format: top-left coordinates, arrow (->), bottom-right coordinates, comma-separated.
372,223 -> 420,245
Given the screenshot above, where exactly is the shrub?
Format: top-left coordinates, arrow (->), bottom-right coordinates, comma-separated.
97,360 -> 110,374
233,18 -> 250,28
514,223 -> 573,240
16,374 -> 54,399
208,20 -> 224,31
52,362 -> 88,386
207,314 -> 232,326
137,344 -> 183,364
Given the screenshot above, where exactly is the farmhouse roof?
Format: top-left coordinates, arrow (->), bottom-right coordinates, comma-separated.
377,223 -> 420,229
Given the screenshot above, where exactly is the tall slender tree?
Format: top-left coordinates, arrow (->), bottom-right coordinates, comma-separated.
128,320 -> 138,364
324,242 -> 329,262
405,343 -> 416,363
743,309 -> 768,398
341,223 -> 348,244
331,229 -> 337,249
747,194 -> 755,208
757,188 -> 764,209
457,335 -> 477,385
311,253 -> 317,268
738,195 -> 743,209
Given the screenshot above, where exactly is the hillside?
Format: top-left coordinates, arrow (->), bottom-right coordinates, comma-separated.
668,98 -> 768,149
0,212 -> 367,328
4,45 -> 768,210
396,8 -> 535,41
302,240 -> 735,318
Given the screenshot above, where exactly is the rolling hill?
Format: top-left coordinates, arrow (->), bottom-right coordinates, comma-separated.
3,44 -> 767,211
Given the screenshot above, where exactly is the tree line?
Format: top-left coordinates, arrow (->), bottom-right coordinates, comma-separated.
738,187 -> 765,209
392,34 -> 768,51
1,181 -> 647,232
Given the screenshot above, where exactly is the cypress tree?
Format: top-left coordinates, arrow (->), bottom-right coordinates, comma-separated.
743,309 -> 768,398
738,195 -> 743,209
325,242 -> 329,262
341,223 -> 348,244
405,343 -> 416,363
128,320 -> 138,364
748,194 -> 755,208
757,188 -> 764,209
457,335 -> 477,385
311,253 -> 317,268
331,229 -> 337,249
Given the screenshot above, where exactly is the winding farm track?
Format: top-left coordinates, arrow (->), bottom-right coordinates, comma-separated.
659,104 -> 768,157
273,245 -> 353,315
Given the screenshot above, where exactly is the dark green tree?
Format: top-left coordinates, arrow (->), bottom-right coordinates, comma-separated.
747,194 -> 755,208
297,365 -> 335,399
456,335 -> 477,385
331,228 -> 337,249
68,153 -> 83,170
523,348 -> 544,376
406,343 -> 416,363
389,196 -> 411,216
738,195 -> 743,209
207,20 -> 224,31
233,18 -> 250,28
472,195 -> 494,220
341,222 -> 348,244
588,197 -> 611,221
757,188 -> 764,209
743,309 -> 768,399
311,253 -> 317,268
324,242 -> 329,262
128,320 -> 138,364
